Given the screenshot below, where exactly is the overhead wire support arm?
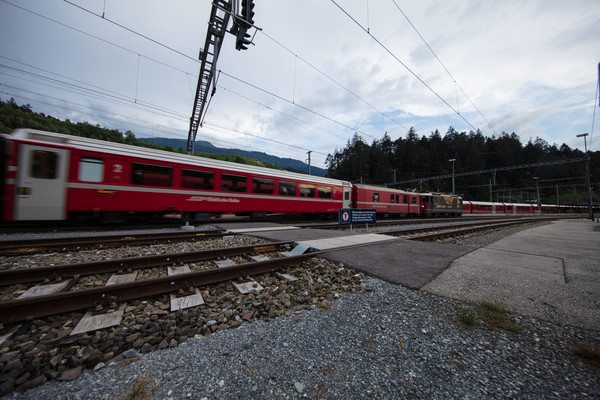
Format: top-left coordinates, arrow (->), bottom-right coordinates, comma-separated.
187,0 -> 233,154
386,157 -> 589,187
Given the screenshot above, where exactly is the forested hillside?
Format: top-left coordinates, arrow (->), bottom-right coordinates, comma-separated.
326,128 -> 598,204
0,98 -> 296,172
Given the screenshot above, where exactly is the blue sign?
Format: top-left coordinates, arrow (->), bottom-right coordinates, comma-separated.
338,208 -> 377,225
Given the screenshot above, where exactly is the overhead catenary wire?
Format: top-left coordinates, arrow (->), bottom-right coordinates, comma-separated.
390,0 -> 498,135
0,4 -> 331,164
3,0 -> 386,153
60,0 -> 386,141
260,30 -> 409,133
330,0 -> 479,133
219,70 -> 379,140
217,85 -> 350,142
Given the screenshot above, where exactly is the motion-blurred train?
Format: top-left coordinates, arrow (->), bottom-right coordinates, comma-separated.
0,129 -> 583,223
462,200 -> 587,214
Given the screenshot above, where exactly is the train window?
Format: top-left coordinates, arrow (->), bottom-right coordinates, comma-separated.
373,192 -> 379,202
403,195 -> 408,204
79,157 -> 104,182
30,150 -> 58,179
344,189 -> 350,201
390,194 -> 395,203
182,169 -> 214,190
132,163 -> 172,187
253,178 -> 274,194
318,186 -> 332,199
411,196 -> 417,204
396,195 -> 400,203
300,184 -> 316,197
221,174 -> 247,192
279,181 -> 296,196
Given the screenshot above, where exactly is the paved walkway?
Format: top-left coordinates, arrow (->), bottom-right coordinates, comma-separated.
422,219 -> 600,331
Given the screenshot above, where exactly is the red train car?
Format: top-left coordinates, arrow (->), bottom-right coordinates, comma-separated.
1,129 -> 352,221
352,184 -> 421,216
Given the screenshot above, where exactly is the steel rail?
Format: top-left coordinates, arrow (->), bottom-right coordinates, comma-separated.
0,241 -> 294,286
402,219 -> 544,241
379,218 -> 535,237
0,230 -> 226,254
0,251 -> 319,324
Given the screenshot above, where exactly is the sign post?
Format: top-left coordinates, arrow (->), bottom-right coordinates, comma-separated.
338,208 -> 376,231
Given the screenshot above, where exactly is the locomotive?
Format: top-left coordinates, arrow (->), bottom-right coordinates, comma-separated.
1,128 -> 462,222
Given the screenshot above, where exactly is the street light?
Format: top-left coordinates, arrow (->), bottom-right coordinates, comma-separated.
533,177 -> 540,214
449,159 -> 456,194
576,133 -> 593,220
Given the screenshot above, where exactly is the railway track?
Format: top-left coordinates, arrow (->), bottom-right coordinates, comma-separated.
0,245 -> 319,325
0,217 -> 548,325
297,214 -> 572,230
383,217 -> 550,241
0,229 -> 226,255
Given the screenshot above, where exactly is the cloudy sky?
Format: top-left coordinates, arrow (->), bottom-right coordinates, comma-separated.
1,0 -> 599,168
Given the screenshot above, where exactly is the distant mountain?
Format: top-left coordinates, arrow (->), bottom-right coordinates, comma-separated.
139,137 -> 328,177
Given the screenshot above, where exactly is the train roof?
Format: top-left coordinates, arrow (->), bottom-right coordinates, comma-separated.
464,200 -> 534,207
420,191 -> 461,198
353,183 -> 415,193
5,129 -> 351,186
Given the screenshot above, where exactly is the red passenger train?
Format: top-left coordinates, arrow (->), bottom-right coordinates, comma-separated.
0,128 -> 465,222
462,201 -> 587,215
1,129 -> 353,221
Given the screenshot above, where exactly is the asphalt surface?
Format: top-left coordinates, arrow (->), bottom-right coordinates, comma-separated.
423,218 -> 600,331
216,218 -> 600,331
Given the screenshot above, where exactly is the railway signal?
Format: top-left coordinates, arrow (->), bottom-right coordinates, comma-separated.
187,0 -> 259,154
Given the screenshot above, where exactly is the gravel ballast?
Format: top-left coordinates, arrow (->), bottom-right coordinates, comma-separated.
4,277 -> 599,399
2,222 -> 599,399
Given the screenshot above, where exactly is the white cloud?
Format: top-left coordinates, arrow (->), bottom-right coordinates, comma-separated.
1,0 -> 599,168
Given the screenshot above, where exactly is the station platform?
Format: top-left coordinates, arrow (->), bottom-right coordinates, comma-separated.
215,218 -> 600,331
422,219 -> 600,331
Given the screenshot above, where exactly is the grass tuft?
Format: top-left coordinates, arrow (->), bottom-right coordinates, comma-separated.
121,375 -> 161,400
456,300 -> 522,332
479,300 -> 522,332
456,308 -> 478,327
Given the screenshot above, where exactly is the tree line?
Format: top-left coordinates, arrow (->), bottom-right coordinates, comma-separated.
0,98 -> 279,170
326,127 -> 598,204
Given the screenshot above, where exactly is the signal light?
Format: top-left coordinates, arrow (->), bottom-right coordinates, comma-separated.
235,27 -> 252,50
241,0 -> 255,27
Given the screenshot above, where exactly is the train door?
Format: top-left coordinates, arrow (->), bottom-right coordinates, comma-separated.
14,144 -> 69,220
343,187 -> 352,208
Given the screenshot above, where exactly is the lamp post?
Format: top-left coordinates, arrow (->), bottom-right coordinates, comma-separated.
576,133 -> 593,220
449,158 -> 456,194
533,177 -> 540,214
